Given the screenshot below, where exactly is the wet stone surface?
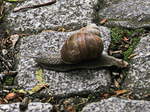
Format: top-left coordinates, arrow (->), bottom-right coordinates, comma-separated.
123,34 -> 150,99
81,97 -> 150,112
98,0 -> 150,29
0,102 -> 53,112
15,26 -> 112,96
6,0 -> 97,33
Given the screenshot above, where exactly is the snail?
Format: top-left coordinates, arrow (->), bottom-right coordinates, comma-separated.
33,24 -> 128,71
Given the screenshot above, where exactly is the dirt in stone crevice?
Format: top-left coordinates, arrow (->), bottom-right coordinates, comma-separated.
0,1 -> 19,104
0,3 -> 12,73
0,1 -> 16,72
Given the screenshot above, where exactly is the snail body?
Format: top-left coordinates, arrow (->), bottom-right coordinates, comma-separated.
33,24 -> 128,71
35,53 -> 128,71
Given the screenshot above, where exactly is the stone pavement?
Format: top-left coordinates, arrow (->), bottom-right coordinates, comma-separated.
1,0 -> 150,111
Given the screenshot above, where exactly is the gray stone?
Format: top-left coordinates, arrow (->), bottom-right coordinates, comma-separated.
103,0 -> 121,6
81,97 -> 150,112
123,34 -> 150,98
0,102 -> 52,112
15,26 -> 111,96
6,0 -> 97,33
99,0 -> 150,29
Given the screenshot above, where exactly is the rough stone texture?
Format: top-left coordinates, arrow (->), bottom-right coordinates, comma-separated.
123,34 -> 150,99
6,0 -> 97,33
15,26 -> 111,96
0,102 -> 52,112
103,0 -> 121,6
99,0 -> 150,29
82,97 -> 150,112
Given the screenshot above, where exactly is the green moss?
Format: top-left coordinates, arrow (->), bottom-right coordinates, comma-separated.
110,27 -> 144,61
111,27 -> 134,43
3,76 -> 14,85
123,37 -> 140,61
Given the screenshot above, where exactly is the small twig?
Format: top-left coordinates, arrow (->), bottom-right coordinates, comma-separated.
0,55 -> 13,69
0,54 -> 7,62
1,71 -> 18,76
3,85 -> 18,90
13,0 -> 56,12
109,50 -> 122,55
128,53 -> 138,59
0,3 -> 4,16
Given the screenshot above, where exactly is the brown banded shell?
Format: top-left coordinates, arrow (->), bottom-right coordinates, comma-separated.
61,32 -> 104,64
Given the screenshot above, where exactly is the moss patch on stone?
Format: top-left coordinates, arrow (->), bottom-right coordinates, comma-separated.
110,27 -> 144,61
3,76 -> 14,85
123,37 -> 140,61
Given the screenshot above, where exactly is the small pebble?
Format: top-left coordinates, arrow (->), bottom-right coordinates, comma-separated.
2,49 -> 8,55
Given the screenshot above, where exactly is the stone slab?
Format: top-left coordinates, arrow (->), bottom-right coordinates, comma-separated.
6,0 -> 98,33
82,97 -> 150,112
0,102 -> 52,112
122,34 -> 150,98
99,0 -> 150,29
15,26 -> 112,96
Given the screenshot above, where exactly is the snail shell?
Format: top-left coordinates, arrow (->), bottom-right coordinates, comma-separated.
61,32 -> 103,64
80,24 -> 101,35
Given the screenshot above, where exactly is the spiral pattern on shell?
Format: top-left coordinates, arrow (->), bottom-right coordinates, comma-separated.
61,32 -> 104,64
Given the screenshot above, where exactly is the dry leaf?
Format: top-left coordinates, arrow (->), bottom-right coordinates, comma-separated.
66,105 -> 76,112
28,83 -> 49,95
13,69 -> 48,95
122,37 -> 130,44
100,18 -> 107,24
35,69 -> 44,83
100,93 -> 110,99
57,27 -> 66,32
5,92 -> 17,100
114,90 -> 128,96
0,98 -> 5,104
14,89 -> 27,94
123,37 -> 129,41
